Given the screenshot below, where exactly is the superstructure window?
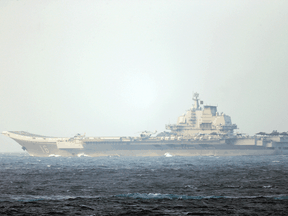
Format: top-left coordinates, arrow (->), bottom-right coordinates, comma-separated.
200,123 -> 212,129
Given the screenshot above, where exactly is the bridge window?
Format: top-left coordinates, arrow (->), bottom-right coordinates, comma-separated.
200,123 -> 212,129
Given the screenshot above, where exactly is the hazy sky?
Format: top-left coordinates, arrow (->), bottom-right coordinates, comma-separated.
1,0 -> 288,152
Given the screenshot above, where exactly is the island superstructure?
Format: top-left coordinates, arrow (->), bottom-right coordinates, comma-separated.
2,93 -> 288,157
165,93 -> 237,136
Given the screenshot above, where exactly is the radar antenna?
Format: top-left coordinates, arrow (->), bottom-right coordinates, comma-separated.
193,92 -> 199,99
192,92 -> 200,110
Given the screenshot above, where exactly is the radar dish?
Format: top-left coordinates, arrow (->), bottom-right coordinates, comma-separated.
193,92 -> 199,99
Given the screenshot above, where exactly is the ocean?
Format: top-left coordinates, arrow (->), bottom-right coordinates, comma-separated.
0,153 -> 287,215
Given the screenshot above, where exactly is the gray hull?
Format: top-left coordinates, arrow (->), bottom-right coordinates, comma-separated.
12,138 -> 286,157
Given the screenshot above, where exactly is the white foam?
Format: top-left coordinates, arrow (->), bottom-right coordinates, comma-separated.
77,153 -> 90,157
272,161 -> 280,163
164,152 -> 173,157
49,154 -> 61,157
185,185 -> 197,189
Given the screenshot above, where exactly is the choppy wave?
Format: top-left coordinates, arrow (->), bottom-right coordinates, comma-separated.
1,193 -> 288,203
116,193 -> 224,199
115,193 -> 288,200
0,154 -> 287,205
0,195 -> 100,202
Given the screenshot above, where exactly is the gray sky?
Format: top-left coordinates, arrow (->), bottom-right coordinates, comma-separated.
1,0 -> 288,152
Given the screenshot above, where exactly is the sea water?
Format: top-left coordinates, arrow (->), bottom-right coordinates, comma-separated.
0,153 -> 287,215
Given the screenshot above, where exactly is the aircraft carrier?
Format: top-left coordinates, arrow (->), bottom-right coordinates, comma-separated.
2,93 -> 288,157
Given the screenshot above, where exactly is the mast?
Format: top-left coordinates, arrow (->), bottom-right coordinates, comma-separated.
193,92 -> 200,110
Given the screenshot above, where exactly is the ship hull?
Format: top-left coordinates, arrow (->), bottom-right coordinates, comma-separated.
12,138 -> 287,157
11,139 -> 71,157
3,131 -> 288,157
